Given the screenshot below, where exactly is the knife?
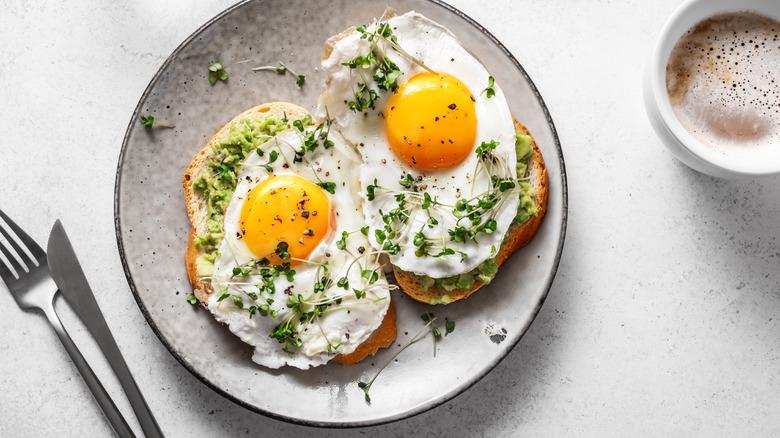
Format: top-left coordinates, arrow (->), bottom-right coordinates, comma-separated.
47,220 -> 164,438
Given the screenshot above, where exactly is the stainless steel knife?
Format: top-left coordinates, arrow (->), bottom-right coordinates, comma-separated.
47,220 -> 164,438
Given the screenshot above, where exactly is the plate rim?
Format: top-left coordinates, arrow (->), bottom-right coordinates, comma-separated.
114,0 -> 568,428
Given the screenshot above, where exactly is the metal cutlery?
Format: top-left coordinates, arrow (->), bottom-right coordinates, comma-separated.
47,220 -> 163,438
0,209 -> 136,438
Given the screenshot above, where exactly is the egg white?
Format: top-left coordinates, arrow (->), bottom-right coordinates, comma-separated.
208,126 -> 391,369
318,11 -> 520,278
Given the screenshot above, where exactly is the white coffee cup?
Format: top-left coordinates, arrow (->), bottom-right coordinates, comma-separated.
643,0 -> 780,178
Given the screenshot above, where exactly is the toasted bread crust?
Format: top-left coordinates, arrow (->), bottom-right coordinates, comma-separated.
182,101 -> 397,366
393,120 -> 548,304
184,228 -> 211,304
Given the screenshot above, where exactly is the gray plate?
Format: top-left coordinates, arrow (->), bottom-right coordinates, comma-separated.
114,0 -> 567,427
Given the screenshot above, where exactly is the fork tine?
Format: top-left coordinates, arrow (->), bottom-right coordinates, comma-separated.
0,221 -> 29,278
0,209 -> 46,265
0,243 -> 20,282
0,238 -> 26,285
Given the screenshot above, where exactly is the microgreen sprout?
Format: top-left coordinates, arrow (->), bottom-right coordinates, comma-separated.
208,60 -> 249,84
445,319 -> 455,335
318,182 -> 336,194
274,241 -> 291,260
140,115 -> 174,129
208,61 -> 227,83
358,314 -> 440,403
186,293 -> 198,305
421,312 -> 442,356
336,231 -> 349,250
482,75 -> 496,98
476,139 -> 498,156
253,62 -> 306,87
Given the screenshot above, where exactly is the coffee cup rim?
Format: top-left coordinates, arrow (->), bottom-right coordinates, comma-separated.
647,0 -> 780,177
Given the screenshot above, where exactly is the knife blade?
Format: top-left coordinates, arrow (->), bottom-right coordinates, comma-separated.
47,220 -> 164,438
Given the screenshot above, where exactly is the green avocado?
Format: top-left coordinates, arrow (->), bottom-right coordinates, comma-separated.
414,131 -> 537,298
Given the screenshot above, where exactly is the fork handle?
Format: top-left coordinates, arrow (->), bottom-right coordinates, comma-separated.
42,304 -> 136,438
88,313 -> 164,437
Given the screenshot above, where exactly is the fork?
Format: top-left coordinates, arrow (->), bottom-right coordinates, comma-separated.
0,209 -> 136,438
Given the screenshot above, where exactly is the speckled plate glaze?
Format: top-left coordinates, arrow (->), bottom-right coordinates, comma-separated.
115,0 -> 567,427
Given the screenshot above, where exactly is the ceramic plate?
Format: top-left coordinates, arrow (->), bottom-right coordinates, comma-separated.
115,0 -> 566,427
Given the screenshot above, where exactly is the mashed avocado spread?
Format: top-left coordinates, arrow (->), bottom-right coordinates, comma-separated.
408,131 -> 538,297
192,115 -> 308,276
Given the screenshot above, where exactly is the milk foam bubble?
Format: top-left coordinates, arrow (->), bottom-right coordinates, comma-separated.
666,12 -> 780,155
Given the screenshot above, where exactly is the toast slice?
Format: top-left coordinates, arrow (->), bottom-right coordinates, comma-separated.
182,101 -> 395,365
392,120 -> 548,304
183,101 -> 310,303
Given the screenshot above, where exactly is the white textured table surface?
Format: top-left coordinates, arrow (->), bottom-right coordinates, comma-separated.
2,1 -> 780,436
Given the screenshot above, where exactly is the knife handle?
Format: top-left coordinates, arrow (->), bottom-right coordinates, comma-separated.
74,296 -> 163,438
42,301 -> 136,438
92,324 -> 164,438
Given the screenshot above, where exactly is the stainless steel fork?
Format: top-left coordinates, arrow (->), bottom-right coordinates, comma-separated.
0,209 -> 135,438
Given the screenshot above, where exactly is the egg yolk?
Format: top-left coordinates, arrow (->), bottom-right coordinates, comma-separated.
385,72 -> 477,170
238,174 -> 332,265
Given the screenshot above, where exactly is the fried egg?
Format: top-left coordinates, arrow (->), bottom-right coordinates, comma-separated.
318,11 -> 520,278
208,123 -> 392,369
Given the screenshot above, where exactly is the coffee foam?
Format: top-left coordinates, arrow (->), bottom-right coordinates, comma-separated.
666,12 -> 780,155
